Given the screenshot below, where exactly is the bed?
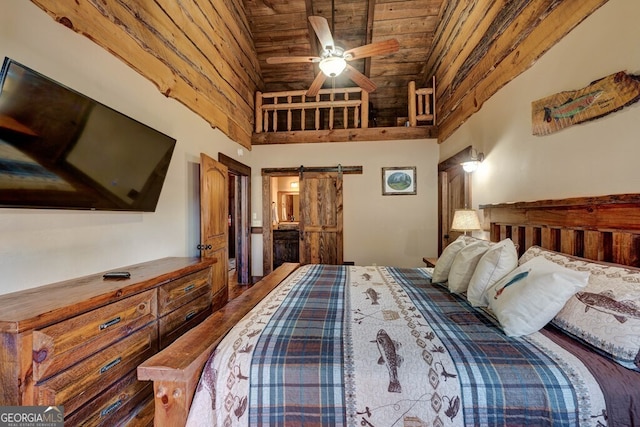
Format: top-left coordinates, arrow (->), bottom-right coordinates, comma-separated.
138,193 -> 640,426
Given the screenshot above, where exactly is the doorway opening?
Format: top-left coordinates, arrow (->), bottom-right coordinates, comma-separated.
261,165 -> 362,275
271,175 -> 300,270
219,153 -> 251,285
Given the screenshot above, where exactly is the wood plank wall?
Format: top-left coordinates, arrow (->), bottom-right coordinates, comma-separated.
425,0 -> 609,143
30,0 -> 262,149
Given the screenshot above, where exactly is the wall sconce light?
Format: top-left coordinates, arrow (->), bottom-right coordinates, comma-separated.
450,208 -> 482,235
461,149 -> 485,173
290,181 -> 299,189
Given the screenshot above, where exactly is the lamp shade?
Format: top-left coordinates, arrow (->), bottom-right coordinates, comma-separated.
451,209 -> 481,232
319,56 -> 347,77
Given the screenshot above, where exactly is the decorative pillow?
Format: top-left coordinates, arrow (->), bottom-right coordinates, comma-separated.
447,240 -> 492,293
431,237 -> 466,283
467,238 -> 518,307
486,256 -> 590,337
520,246 -> 640,371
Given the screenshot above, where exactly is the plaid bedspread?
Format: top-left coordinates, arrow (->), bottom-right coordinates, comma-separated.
186,265 -> 606,426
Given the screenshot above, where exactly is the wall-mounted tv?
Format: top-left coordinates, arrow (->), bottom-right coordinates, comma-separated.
0,58 -> 176,211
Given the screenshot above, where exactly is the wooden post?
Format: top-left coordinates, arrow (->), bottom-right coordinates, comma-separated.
432,75 -> 437,126
329,91 -> 334,130
408,81 -> 417,127
255,91 -> 263,133
272,97 -> 278,132
315,94 -> 320,130
361,91 -> 368,128
343,92 -> 348,129
287,95 -> 292,131
301,94 -> 306,131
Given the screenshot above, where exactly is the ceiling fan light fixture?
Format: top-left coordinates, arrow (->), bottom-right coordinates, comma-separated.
319,56 -> 347,77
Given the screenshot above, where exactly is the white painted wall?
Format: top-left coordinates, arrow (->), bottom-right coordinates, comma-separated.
441,0 -> 640,210
251,140 -> 440,274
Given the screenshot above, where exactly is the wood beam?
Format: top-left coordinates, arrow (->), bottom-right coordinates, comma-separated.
252,125 -> 437,144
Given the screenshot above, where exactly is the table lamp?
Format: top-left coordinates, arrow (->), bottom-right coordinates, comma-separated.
451,209 -> 482,236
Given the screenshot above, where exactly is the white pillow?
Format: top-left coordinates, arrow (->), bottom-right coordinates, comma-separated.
467,239 -> 518,307
486,256 -> 590,337
431,237 -> 466,283
447,240 -> 492,293
521,246 -> 640,371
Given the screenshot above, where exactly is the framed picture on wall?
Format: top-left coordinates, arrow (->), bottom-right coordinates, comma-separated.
381,166 -> 417,195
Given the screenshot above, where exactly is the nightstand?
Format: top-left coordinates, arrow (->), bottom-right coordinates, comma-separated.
422,257 -> 438,268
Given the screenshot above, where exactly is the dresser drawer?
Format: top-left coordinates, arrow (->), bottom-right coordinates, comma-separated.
34,323 -> 158,415
158,292 -> 212,349
158,268 -> 211,315
63,369 -> 152,427
32,290 -> 157,381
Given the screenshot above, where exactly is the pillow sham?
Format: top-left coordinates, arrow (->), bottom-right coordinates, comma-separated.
447,240 -> 492,293
467,238 -> 518,307
431,237 -> 466,283
520,246 -> 640,371
486,256 -> 589,337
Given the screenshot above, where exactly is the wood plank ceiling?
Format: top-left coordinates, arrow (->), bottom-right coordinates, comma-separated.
29,0 -> 609,148
247,0 -> 442,128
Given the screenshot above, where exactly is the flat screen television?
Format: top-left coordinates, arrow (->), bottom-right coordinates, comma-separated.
0,57 -> 177,211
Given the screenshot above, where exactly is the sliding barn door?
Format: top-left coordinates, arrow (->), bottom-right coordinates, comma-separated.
299,170 -> 343,265
200,153 -> 228,309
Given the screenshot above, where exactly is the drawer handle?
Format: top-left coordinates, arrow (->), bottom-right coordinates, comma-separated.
185,310 -> 197,321
184,284 -> 195,293
100,357 -> 121,374
100,399 -> 123,417
99,316 -> 121,330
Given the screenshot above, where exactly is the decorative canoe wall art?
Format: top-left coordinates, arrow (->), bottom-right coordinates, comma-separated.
532,71 -> 640,136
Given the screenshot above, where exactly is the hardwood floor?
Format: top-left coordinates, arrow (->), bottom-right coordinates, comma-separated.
228,268 -> 251,300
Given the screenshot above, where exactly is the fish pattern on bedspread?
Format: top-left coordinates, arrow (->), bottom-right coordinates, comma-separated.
187,265 -> 606,426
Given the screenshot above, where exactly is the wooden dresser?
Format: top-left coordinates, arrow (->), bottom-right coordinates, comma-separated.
0,257 -> 221,426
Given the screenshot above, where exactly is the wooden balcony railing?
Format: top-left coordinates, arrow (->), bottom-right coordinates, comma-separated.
408,76 -> 436,126
254,78 -> 435,134
255,87 -> 368,133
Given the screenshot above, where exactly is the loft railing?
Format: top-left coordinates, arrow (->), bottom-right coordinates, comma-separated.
408,76 -> 436,126
255,88 -> 368,133
254,78 -> 436,133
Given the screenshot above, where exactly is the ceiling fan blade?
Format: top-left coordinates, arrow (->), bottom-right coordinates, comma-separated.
344,39 -> 400,60
266,56 -> 320,65
308,16 -> 335,50
343,64 -> 377,93
306,72 -> 327,97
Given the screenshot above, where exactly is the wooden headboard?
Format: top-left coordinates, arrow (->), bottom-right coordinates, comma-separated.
480,193 -> 640,267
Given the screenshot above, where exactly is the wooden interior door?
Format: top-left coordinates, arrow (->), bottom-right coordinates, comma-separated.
200,153 -> 228,309
299,170 -> 343,265
438,147 -> 472,254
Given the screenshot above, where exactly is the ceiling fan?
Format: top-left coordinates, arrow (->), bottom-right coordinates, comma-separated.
266,16 -> 399,97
